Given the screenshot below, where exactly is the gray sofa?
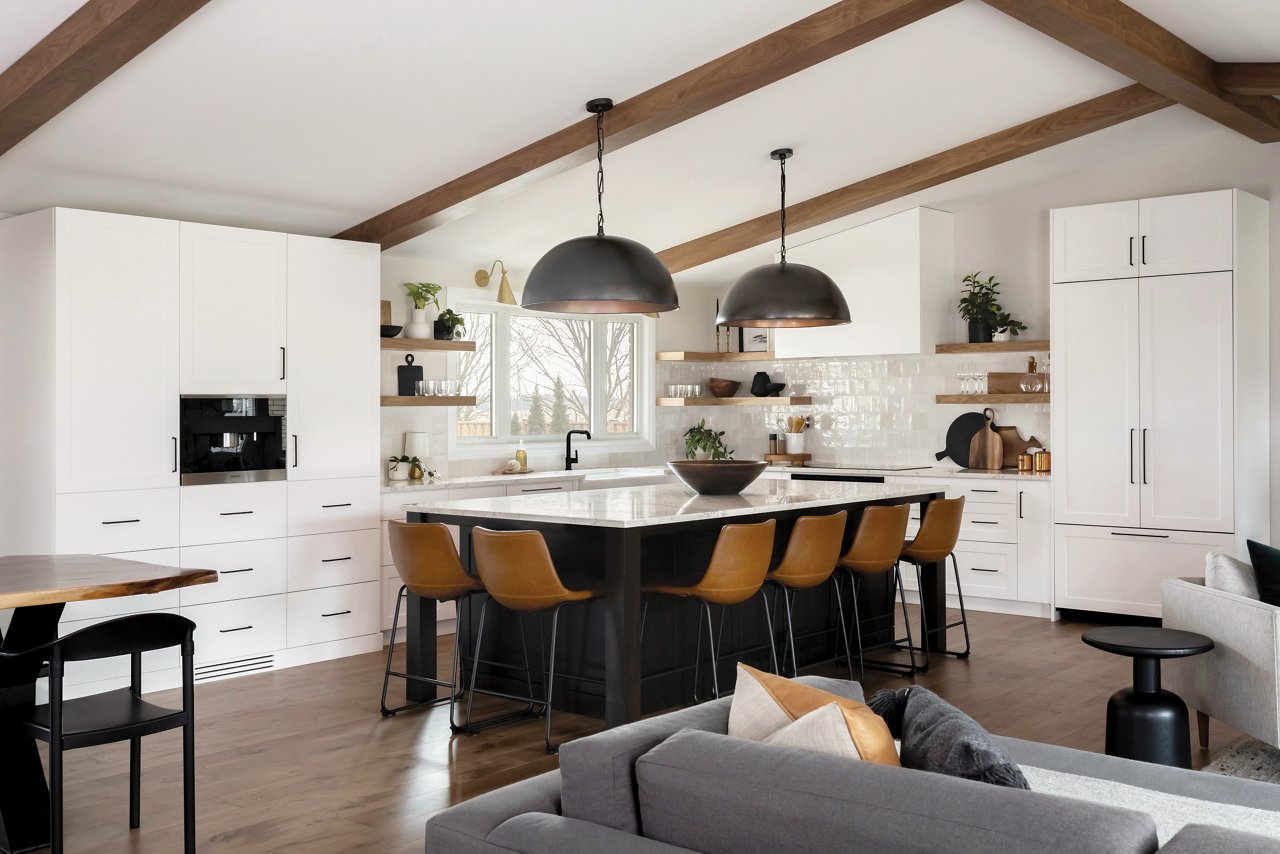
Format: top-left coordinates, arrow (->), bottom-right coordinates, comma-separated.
425,676 -> 1280,853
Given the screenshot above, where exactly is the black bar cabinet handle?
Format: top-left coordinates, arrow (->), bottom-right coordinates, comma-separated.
971,568 -> 999,574
520,486 -> 564,493
280,346 -> 286,381
219,510 -> 254,517
1129,428 -> 1135,484
102,519 -> 140,525
1141,428 -> 1148,484
1110,531 -> 1169,539
1141,235 -> 1147,264
1129,236 -> 1134,266
221,567 -> 254,574
321,556 -> 352,563
970,520 -> 999,525
321,610 -> 351,618
292,434 -> 298,467
1018,491 -> 1024,519
172,437 -> 178,473
971,489 -> 998,493
322,503 -> 352,509
219,626 -> 252,633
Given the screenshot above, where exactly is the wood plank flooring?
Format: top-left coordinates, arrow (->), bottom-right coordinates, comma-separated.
47,608 -> 1243,852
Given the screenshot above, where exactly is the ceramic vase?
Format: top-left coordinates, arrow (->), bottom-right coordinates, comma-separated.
405,307 -> 433,339
387,460 -> 410,482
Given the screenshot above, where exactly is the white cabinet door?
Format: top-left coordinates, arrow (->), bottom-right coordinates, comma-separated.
1138,190 -> 1234,278
503,479 -> 576,497
55,209 -> 179,493
1051,279 -> 1140,527
1015,481 -> 1052,604
179,222 -> 286,395
1053,525 -> 1234,618
285,235 -> 378,480
1139,273 -> 1234,533
1051,200 -> 1138,283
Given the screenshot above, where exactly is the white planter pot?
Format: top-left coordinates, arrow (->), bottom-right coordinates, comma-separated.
387,461 -> 410,482
992,330 -> 1012,342
404,307 -> 433,340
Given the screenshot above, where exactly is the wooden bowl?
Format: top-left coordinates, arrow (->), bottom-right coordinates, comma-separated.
667,460 -> 767,495
707,378 -> 741,398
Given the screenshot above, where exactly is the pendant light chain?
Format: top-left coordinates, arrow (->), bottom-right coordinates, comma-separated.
778,150 -> 787,266
596,110 -> 606,238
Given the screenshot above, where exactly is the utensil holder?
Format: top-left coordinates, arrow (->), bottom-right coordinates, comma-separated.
784,432 -> 806,454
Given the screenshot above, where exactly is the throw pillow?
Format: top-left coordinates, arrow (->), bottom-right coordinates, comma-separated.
763,701 -> 901,766
728,664 -> 868,741
1246,541 -> 1280,607
869,686 -> 1030,789
1205,551 -> 1260,600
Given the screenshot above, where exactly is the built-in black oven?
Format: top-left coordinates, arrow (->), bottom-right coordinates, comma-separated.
179,397 -> 286,485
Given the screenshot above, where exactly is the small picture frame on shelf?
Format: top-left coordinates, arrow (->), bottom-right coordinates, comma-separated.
739,328 -> 770,353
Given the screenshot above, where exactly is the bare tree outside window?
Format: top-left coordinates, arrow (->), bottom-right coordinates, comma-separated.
509,315 -> 590,436
606,322 -> 635,433
456,311 -> 493,437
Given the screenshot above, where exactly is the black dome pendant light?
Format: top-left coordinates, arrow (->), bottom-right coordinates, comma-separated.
522,98 -> 679,314
717,148 -> 850,328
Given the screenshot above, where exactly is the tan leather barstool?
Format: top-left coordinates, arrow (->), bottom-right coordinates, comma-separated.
900,496 -> 968,668
643,519 -> 777,702
765,511 -> 852,680
837,503 -> 918,681
471,527 -> 602,754
382,521 -> 484,722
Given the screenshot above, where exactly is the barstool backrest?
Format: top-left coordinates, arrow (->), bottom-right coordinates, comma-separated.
841,504 -> 910,574
692,519 -> 777,605
769,511 -> 847,589
903,497 -> 965,563
389,521 -> 481,601
472,528 -> 577,612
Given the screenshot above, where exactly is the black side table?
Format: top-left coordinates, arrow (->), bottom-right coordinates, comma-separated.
1082,626 -> 1214,768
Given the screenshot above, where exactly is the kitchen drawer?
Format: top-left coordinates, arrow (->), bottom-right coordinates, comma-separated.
58,610 -> 181,686
287,477 -> 379,536
900,542 -> 1017,601
61,548 -> 180,621
287,581 -> 380,647
179,538 -> 287,605
953,481 -> 1017,505
906,502 -> 1016,544
182,595 -> 286,665
287,529 -> 379,592
180,480 -> 286,546
503,479 -> 575,497
55,488 -> 179,554
447,485 -> 506,501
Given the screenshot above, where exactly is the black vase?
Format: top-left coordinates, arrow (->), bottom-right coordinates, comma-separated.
750,371 -> 786,398
967,321 -> 993,344
434,319 -> 457,340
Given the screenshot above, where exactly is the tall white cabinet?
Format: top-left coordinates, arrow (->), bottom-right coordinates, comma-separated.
1050,189 -> 1269,618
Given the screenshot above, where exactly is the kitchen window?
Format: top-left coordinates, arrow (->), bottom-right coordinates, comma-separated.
450,298 -> 653,456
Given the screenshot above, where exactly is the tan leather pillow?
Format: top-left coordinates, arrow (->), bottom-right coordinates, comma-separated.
764,702 -> 901,765
728,664 -> 899,766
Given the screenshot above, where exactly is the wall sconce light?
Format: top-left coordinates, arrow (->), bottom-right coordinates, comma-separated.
475,260 -> 517,306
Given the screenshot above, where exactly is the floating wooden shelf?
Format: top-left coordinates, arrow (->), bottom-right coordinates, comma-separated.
381,338 -> 476,352
935,339 -> 1049,354
381,396 -> 477,407
656,351 -> 775,362
935,393 -> 1050,404
764,453 -> 811,467
656,396 -> 812,407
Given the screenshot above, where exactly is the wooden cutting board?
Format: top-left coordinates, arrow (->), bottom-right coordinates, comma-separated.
995,425 -> 1043,467
968,408 -> 1004,471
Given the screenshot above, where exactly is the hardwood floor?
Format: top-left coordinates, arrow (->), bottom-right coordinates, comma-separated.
48,607 -> 1243,852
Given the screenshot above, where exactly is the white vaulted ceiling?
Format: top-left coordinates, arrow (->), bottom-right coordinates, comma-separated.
0,0 -> 1275,280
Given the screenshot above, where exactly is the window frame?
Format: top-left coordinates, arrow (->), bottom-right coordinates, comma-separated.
446,293 -> 655,459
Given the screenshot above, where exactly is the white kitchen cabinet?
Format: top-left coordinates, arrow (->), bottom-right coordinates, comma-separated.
55,209 -> 180,493
179,538 -> 288,606
1051,200 -> 1138,284
54,488 -> 180,554
287,581 -> 381,647
1051,278 -> 1141,528
288,476 -> 380,536
182,594 -> 287,665
287,529 -> 380,592
1015,482 -> 1052,605
180,480 -> 287,546
503,479 -> 576,497
1139,273 -> 1234,533
285,234 -> 379,480
1054,525 -> 1234,618
773,207 -> 954,358
179,222 -> 286,395
1138,190 -> 1234,278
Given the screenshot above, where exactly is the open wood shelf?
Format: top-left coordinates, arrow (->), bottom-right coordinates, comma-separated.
657,396 -> 812,407
656,351 -> 775,362
381,396 -> 477,407
935,393 -> 1050,404
935,339 -> 1049,354
381,338 -> 476,352
764,453 -> 811,467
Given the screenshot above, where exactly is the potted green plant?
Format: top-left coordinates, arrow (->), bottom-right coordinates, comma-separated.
434,308 -> 466,341
683,419 -> 734,460
403,282 -> 442,339
991,309 -> 1028,342
958,272 -> 1024,343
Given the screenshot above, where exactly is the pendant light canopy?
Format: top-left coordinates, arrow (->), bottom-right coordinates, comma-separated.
717,149 -> 850,328
522,98 -> 679,314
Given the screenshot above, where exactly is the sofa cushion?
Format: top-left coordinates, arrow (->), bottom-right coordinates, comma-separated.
558,675 -> 862,835
1160,823 -> 1280,853
1246,541 -> 1280,607
1206,551 -> 1260,600
762,701 -> 900,766
425,770 -> 563,854
634,729 -> 1158,854
869,686 -> 1029,789
487,814 -> 694,854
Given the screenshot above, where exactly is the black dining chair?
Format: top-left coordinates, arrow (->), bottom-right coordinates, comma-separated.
0,612 -> 197,854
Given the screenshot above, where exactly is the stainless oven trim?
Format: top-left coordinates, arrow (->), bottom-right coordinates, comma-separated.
181,470 -> 288,486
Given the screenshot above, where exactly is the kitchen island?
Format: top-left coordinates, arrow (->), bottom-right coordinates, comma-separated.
404,479 -> 946,726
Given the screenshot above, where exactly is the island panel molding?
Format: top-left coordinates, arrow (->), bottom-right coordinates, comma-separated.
332,0 -> 961,249
657,84 -> 1171,273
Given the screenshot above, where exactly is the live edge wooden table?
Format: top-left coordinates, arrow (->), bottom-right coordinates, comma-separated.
403,480 -> 946,729
0,554 -> 216,854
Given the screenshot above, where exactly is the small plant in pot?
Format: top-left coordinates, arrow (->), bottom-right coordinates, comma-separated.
958,272 -> 1025,344
403,282 -> 441,340
683,419 -> 734,460
387,455 -> 436,482
434,308 -> 466,341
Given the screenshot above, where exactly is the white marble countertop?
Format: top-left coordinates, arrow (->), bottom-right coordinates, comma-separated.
403,479 -> 945,529
383,469 -> 584,494
787,465 -> 1052,482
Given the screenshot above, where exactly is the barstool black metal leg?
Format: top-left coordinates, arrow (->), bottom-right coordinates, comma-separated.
783,588 -> 800,678
544,604 -> 563,754
447,608 -> 466,731
758,587 -> 779,674
831,576 -> 855,683
895,565 -> 922,673
517,611 -> 540,715
950,553 -> 972,658
704,600 -> 720,701
464,597 -> 490,731
380,586 -> 406,716
692,598 -> 705,704
847,573 -> 866,684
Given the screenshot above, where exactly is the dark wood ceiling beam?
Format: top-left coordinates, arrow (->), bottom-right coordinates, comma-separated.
0,0 -> 212,158
658,84 -> 1170,273
982,0 -> 1280,144
1217,63 -> 1280,96
334,0 -> 963,248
